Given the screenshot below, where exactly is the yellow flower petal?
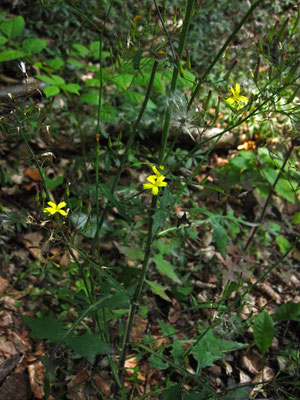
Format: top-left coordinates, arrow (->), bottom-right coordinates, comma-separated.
146,176 -> 157,184
235,83 -> 241,94
58,209 -> 67,216
47,201 -> 57,208
226,98 -> 236,105
152,186 -> 159,195
44,207 -> 56,215
143,183 -> 153,190
237,95 -> 248,103
152,166 -> 161,176
57,201 -> 67,209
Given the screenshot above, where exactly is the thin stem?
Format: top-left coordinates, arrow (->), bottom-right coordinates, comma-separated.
153,0 -> 176,60
159,0 -> 195,164
188,0 -> 264,109
244,139 -> 296,251
18,127 -> 51,200
90,60 -> 159,253
93,1 -> 114,260
118,196 -> 157,373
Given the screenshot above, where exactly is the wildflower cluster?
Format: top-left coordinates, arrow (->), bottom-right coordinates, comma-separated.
143,165 -> 167,195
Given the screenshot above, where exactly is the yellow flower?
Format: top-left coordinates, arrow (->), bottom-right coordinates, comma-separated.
149,165 -> 164,178
226,83 -> 248,106
143,174 -> 167,195
43,201 -> 67,216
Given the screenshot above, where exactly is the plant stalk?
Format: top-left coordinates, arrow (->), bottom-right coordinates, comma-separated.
159,0 -> 195,164
188,0 -> 264,109
118,195 -> 157,373
90,59 -> 159,254
244,139 -> 296,251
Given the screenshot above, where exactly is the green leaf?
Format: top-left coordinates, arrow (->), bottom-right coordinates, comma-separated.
162,384 -> 181,400
60,83 -> 81,95
149,353 -> 169,370
263,167 -> 277,185
39,355 -> 56,382
0,50 -> 26,62
100,292 -> 129,309
66,333 -> 114,361
211,219 -> 228,258
0,16 -> 25,39
145,280 -> 171,302
275,178 -> 296,203
223,386 -> 252,400
98,183 -> 127,220
152,254 -> 181,283
158,320 -> 175,336
22,312 -> 66,342
47,57 -> 64,70
43,85 -> 60,98
22,38 -> 47,54
100,104 -> 117,123
118,245 -> 144,261
274,302 -> 300,322
193,329 -> 246,371
0,35 -> 8,45
80,92 -> 99,105
111,73 -> 133,90
153,72 -> 166,94
68,58 -> 84,68
253,312 -> 274,355
85,78 -> 100,88
275,235 -> 291,254
72,43 -> 89,56
37,74 -> 65,86
44,175 -> 64,190
152,209 -> 168,235
292,212 -> 300,224
182,390 -> 214,400
170,341 -> 185,365
89,41 -> 109,59
123,91 -> 156,109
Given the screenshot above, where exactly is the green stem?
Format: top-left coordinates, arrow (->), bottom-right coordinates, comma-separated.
159,0 -> 195,164
244,139 -> 296,251
118,196 -> 157,373
90,60 -> 159,254
188,0 -> 264,109
19,127 -> 51,200
93,2 -> 114,260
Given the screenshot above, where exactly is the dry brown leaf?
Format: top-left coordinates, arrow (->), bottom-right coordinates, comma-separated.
6,331 -> 30,353
251,366 -> 275,396
24,167 -> 41,181
22,232 -> 44,260
258,281 -> 282,304
0,336 -> 17,356
93,374 -> 110,395
131,315 -> 148,341
168,298 -> 181,324
124,354 -> 146,381
66,370 -> 91,400
241,348 -> 262,375
239,369 -> 251,384
27,360 -> 45,399
0,276 -> 9,295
